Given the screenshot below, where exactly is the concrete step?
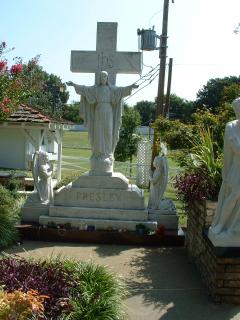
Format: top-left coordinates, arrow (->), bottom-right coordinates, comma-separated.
49,206 -> 148,221
39,215 -> 157,231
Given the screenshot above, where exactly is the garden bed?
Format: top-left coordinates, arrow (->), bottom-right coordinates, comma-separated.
17,224 -> 185,246
0,255 -> 127,319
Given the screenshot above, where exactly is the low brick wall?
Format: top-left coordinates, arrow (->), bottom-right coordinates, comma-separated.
186,200 -> 240,304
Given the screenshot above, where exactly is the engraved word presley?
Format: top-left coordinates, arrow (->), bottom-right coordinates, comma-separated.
76,191 -> 121,202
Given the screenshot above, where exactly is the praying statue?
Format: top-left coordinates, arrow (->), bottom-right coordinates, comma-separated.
148,143 -> 168,210
67,71 -> 138,174
209,97 -> 240,246
32,151 -> 54,204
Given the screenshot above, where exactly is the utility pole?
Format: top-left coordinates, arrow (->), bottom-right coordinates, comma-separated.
151,0 -> 171,169
156,0 -> 170,116
165,57 -> 173,117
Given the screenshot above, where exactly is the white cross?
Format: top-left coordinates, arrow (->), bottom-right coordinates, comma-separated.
70,22 -> 142,85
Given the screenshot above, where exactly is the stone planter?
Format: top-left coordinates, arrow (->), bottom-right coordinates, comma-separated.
186,200 -> 240,304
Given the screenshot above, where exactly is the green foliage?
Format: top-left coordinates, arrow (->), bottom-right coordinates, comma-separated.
196,76 -> 240,113
56,171 -> 80,189
134,100 -> 156,125
0,41 -> 69,120
64,261 -> 127,320
192,104 -> 235,149
115,107 -> 141,162
153,115 -> 194,149
190,128 -> 222,187
174,128 -> 223,204
169,94 -> 196,122
62,102 -> 83,123
0,186 -> 19,248
221,83 -> 240,104
27,66 -> 69,118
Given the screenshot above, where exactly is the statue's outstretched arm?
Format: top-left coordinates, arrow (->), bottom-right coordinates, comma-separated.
66,81 -> 85,95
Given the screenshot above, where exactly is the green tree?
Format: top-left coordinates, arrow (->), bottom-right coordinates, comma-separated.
134,100 -> 156,125
62,102 -> 83,123
153,115 -> 194,150
196,76 -> 240,113
221,83 -> 240,104
115,107 -> 141,162
169,94 -> 195,121
26,66 -> 69,118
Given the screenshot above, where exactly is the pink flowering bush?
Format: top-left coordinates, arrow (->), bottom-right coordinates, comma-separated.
10,63 -> 23,75
0,41 -> 40,120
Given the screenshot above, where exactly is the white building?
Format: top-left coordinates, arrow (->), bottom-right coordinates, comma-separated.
0,104 -> 70,181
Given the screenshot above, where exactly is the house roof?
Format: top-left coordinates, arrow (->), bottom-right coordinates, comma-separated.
6,104 -> 53,123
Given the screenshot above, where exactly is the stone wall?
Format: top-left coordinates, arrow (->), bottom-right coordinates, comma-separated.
186,200 -> 240,304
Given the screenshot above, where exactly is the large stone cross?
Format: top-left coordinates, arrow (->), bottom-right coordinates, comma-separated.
70,22 -> 142,85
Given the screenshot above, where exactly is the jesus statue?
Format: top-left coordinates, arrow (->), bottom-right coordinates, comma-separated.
67,71 -> 138,175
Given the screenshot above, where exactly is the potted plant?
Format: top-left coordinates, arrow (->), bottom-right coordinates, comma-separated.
135,223 -> 146,235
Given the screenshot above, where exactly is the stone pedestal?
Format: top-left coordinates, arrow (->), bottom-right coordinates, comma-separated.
208,228 -> 240,247
21,193 -> 49,223
39,172 -> 157,231
148,199 -> 179,229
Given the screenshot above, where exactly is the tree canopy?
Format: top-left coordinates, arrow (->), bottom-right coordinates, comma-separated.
0,41 -> 69,120
115,107 -> 141,162
134,100 -> 156,125
196,76 -> 240,113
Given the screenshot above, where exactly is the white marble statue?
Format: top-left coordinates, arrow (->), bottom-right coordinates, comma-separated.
32,151 -> 53,204
148,143 -> 168,210
208,97 -> 240,246
67,71 -> 138,174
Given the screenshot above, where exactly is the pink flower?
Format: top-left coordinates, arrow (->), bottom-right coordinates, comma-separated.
10,63 -> 23,75
0,60 -> 7,72
2,97 -> 11,105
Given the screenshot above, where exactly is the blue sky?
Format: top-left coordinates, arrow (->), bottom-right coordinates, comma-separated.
1,0 -> 240,105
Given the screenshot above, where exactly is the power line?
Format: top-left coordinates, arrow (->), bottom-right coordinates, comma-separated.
124,71 -> 159,102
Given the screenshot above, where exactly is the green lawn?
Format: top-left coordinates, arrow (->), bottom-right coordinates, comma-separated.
62,131 -> 186,227
63,131 -> 89,148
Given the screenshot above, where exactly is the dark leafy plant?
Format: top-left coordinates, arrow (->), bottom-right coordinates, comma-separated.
0,256 -> 127,320
174,167 -> 219,204
0,256 -> 75,318
174,128 -> 222,204
0,186 -> 19,248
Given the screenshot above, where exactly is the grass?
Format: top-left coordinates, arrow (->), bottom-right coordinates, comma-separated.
63,131 -> 90,149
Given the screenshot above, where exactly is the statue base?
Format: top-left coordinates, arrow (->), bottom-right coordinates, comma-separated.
148,199 -> 179,230
208,227 -> 240,247
90,156 -> 113,176
38,171 -> 157,231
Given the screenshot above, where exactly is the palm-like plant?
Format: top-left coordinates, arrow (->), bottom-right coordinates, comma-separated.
191,128 -> 221,172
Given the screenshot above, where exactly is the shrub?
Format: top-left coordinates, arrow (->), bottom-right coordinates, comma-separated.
0,256 -> 127,320
64,261 -> 127,320
0,186 -> 19,248
191,104 -> 234,149
152,116 -> 194,149
0,289 -> 47,320
174,167 -> 219,204
174,128 -> 222,204
0,256 -> 74,318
